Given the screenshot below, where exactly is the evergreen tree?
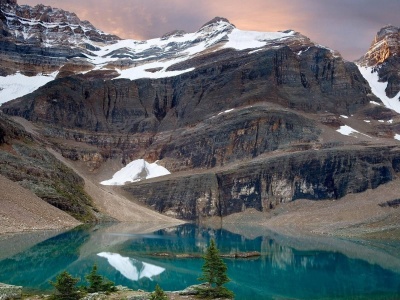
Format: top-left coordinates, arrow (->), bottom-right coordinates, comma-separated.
197,239 -> 234,299
149,284 -> 168,300
50,271 -> 80,300
85,264 -> 116,293
86,264 -> 103,293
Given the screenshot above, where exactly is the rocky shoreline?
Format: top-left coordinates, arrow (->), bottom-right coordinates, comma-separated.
0,283 -> 22,300
0,283 -> 221,300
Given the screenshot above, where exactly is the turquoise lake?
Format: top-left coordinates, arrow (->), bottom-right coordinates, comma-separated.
0,223 -> 399,300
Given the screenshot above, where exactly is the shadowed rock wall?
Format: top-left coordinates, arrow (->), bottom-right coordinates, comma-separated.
123,146 -> 400,220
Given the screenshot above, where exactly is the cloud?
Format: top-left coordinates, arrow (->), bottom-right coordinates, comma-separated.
18,0 -> 400,60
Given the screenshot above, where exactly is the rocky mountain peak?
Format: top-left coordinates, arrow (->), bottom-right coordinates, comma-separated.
357,25 -> 400,99
376,25 -> 400,40
198,16 -> 235,35
161,29 -> 187,39
200,17 -> 235,29
358,25 -> 400,67
0,0 -> 16,7
0,0 -> 120,46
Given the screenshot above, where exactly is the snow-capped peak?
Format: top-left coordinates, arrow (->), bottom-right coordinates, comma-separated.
0,5 -> 325,103
0,1 -> 119,47
199,17 -> 235,31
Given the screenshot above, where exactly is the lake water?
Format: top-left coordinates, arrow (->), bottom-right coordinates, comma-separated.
0,223 -> 399,299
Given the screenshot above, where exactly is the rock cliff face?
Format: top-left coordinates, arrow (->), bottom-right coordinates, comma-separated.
124,146 -> 400,220
2,42 -> 375,170
358,25 -> 400,99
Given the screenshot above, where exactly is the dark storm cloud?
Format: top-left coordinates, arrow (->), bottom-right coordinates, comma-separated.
19,0 -> 400,60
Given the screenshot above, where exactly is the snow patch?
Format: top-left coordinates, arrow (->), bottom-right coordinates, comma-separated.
248,49 -> 263,55
297,47 -> 310,56
116,61 -> 194,80
224,28 -> 294,51
336,125 -> 371,138
218,108 -> 234,115
358,66 -> 400,114
395,134 -> 400,141
364,120 -> 371,123
370,101 -> 381,106
337,125 -> 358,136
340,115 -> 349,119
100,159 -> 170,185
0,71 -> 58,105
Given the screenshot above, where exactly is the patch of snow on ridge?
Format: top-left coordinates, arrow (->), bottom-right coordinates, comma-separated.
336,125 -> 371,138
248,49 -> 263,54
116,60 -> 195,80
358,66 -> 400,114
370,101 -> 381,106
100,159 -> 170,185
0,71 -> 58,105
297,47 -> 310,56
224,29 -> 294,51
395,134 -> 400,141
337,125 -> 358,136
218,108 -> 234,115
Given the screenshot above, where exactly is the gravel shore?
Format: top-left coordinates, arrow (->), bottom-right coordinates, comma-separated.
0,175 -> 80,234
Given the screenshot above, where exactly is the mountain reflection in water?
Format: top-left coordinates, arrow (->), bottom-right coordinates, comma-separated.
0,223 -> 399,299
97,252 -> 165,281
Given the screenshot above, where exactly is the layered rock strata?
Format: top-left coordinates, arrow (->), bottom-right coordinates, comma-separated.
2,43 -> 376,170
123,146 -> 400,220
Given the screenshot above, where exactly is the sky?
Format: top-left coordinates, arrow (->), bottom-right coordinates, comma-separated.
19,0 -> 400,61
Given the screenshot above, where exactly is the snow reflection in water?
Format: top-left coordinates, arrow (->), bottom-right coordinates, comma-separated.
97,252 -> 165,281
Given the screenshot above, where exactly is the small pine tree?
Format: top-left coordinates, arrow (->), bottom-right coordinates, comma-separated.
85,264 -> 116,293
86,264 -> 103,293
149,284 -> 168,300
50,271 -> 80,300
197,239 -> 234,299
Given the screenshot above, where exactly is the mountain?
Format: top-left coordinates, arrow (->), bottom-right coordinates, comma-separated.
0,0 -> 119,80
357,25 -> 400,110
0,0 -> 399,233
